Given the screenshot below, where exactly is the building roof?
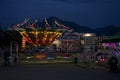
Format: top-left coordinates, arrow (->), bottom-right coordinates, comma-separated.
101,35 -> 120,43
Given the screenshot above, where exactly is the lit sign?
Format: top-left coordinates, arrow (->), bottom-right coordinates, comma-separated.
102,43 -> 116,48
115,51 -> 120,55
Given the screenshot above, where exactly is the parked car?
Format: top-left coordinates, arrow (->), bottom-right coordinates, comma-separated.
95,53 -> 108,64
96,47 -> 120,69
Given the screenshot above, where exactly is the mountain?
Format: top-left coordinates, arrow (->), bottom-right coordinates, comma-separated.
45,17 -> 120,36
94,25 -> 120,36
45,17 -> 93,33
10,16 -> 120,36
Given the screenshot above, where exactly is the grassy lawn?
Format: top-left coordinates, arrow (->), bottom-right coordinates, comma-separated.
17,54 -> 109,69
18,55 -> 74,64
19,59 -> 74,64
18,53 -> 76,64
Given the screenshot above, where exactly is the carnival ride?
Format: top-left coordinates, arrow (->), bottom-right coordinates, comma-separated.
11,18 -> 73,48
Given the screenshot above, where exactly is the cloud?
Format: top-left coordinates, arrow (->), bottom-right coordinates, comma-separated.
0,0 -> 53,5
1,0 -> 120,6
54,0 -> 91,3
54,0 -> 120,4
0,0 -> 120,29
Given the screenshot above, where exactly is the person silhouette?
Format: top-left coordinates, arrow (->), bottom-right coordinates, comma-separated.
3,48 -> 11,67
109,57 -> 118,72
13,55 -> 18,64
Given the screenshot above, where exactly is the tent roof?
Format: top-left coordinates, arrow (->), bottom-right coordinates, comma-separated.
101,35 -> 120,43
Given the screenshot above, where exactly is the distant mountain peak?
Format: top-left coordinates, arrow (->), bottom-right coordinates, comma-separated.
10,16 -> 120,36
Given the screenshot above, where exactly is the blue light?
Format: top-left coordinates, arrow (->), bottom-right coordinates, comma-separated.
115,51 -> 120,55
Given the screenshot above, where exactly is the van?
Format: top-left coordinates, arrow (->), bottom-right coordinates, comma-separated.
103,47 -> 120,69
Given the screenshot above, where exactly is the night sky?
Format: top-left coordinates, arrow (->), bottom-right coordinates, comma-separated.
0,0 -> 120,29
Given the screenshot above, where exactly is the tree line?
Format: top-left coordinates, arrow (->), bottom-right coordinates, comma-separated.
0,28 -> 22,48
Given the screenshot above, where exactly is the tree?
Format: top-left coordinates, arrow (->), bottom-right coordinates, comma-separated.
1,30 -> 22,47
0,23 -> 3,47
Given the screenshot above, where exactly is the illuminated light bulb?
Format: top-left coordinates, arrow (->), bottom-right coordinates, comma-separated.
84,33 -> 92,37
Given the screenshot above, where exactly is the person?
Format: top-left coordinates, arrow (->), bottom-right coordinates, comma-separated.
75,57 -> 78,64
95,48 -> 103,64
109,57 -> 118,72
0,48 -> 2,57
0,48 -> 2,65
13,55 -> 18,64
3,48 -> 11,67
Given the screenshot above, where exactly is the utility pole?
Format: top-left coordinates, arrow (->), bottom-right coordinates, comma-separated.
10,42 -> 12,57
67,41 -> 69,54
16,43 -> 18,56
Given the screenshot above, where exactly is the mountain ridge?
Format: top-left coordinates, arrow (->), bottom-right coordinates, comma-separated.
45,17 -> 120,36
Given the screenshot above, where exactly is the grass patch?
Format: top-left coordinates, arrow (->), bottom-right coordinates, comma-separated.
19,59 -> 74,64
